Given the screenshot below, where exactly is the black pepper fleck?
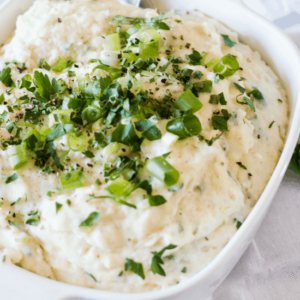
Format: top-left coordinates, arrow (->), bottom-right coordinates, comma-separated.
58,18 -> 62,23
185,43 -> 191,49
161,78 -> 167,84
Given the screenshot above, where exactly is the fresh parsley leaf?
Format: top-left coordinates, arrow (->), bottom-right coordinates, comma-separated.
79,212 -> 101,227
34,71 -> 60,99
181,267 -> 187,273
151,244 -> 177,276
238,77 -> 246,81
148,195 -> 167,206
212,109 -> 231,132
194,70 -> 203,79
26,211 -> 41,226
66,199 -> 71,206
135,120 -> 162,141
185,50 -> 202,65
124,258 -> 145,280
209,92 -> 227,105
95,179 -> 102,186
1,173 -> 18,184
46,124 -> 74,142
0,68 -> 14,87
56,202 -> 63,214
221,34 -> 237,47
0,93 -> 4,104
107,123 -> 141,149
83,151 -> 95,158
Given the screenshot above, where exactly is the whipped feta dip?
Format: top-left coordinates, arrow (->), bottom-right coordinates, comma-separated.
0,0 -> 289,293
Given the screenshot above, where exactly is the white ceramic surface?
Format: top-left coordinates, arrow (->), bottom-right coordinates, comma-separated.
1,0 -> 300,300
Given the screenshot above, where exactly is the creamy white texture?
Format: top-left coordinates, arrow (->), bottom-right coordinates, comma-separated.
0,0 -> 288,293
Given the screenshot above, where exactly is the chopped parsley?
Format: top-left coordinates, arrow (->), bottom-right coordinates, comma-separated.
221,34 -> 237,47
124,259 -> 145,279
268,120 -> 275,128
151,244 -> 177,276
56,202 -> 63,214
25,211 -> 41,226
79,212 -> 101,227
212,109 -> 231,132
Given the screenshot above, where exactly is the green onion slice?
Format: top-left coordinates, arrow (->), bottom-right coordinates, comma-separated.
53,109 -> 74,124
7,144 -> 29,170
68,130 -> 85,151
213,55 -> 239,77
82,105 -> 102,122
166,114 -> 202,139
106,33 -> 121,51
174,89 -> 203,113
147,156 -> 180,186
106,177 -> 133,198
139,42 -> 159,58
139,29 -> 161,44
59,170 -> 85,190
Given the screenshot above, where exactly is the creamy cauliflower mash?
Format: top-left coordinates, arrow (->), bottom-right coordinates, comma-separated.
0,0 -> 289,293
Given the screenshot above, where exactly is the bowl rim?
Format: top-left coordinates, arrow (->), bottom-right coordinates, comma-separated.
1,0 -> 300,299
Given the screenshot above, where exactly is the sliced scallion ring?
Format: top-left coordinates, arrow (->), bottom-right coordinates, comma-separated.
7,144 -> 29,170
174,89 -> 203,113
59,170 -> 85,190
106,33 -> 121,51
82,105 -> 102,122
213,55 -> 239,77
52,109 -> 74,124
139,29 -> 161,44
147,156 -> 180,187
68,130 -> 85,152
106,177 -> 133,198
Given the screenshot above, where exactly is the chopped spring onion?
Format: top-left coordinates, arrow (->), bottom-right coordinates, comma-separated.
7,144 -> 29,170
104,142 -> 119,156
67,130 -> 85,151
106,177 -> 132,198
106,33 -> 121,51
166,114 -> 202,139
52,109 -> 74,124
139,42 -> 159,58
147,156 -> 180,186
139,29 -> 161,44
213,55 -> 239,77
174,89 -> 203,113
82,105 -> 102,122
59,170 -> 85,190
206,57 -> 219,68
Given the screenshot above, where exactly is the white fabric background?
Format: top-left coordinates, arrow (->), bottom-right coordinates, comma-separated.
0,0 -> 299,299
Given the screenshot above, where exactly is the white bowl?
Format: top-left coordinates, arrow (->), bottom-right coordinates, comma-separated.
1,0 -> 300,299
